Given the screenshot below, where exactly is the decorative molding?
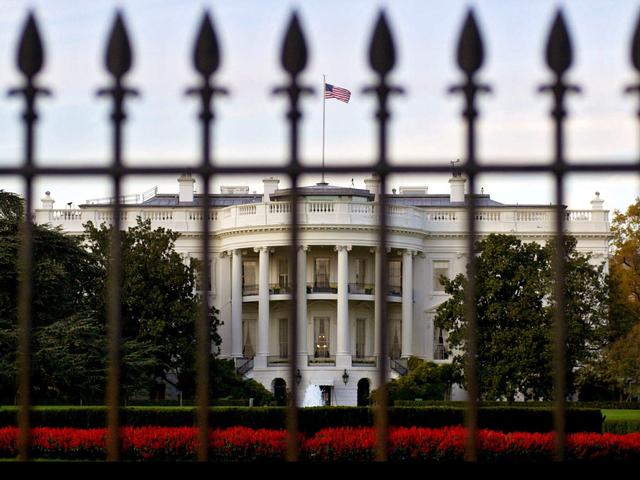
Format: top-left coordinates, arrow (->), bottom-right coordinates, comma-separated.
334,245 -> 352,252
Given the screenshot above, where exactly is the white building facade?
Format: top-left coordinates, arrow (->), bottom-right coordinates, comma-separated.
34,174 -> 611,406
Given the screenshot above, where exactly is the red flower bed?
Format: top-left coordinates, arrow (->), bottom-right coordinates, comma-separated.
0,425 -> 639,461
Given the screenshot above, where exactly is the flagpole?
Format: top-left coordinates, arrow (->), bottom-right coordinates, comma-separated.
321,74 -> 326,185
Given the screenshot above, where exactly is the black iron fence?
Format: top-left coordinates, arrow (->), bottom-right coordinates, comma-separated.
3,6 -> 638,463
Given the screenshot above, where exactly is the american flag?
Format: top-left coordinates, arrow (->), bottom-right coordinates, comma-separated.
324,83 -> 351,103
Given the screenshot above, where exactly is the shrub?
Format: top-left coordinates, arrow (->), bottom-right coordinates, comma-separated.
0,406 -> 603,433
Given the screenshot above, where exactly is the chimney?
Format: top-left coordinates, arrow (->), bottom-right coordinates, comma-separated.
41,191 -> 55,209
262,177 -> 280,202
590,191 -> 604,210
178,174 -> 195,203
364,173 -> 381,201
449,173 -> 466,203
591,191 -> 606,222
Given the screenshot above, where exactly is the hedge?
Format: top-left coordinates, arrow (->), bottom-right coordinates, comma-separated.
604,420 -> 640,434
0,406 -> 603,433
394,400 -> 640,410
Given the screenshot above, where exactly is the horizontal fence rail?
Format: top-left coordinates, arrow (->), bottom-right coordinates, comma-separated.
4,5 -> 638,463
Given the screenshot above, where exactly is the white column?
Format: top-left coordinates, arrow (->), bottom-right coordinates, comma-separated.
335,245 -> 351,368
231,249 -> 243,358
297,246 -> 308,365
372,247 -> 381,357
255,246 -> 270,368
401,249 -> 415,358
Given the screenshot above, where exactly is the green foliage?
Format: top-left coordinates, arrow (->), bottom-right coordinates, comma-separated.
603,420 -> 640,434
375,357 -> 457,403
609,198 -> 640,341
177,358 -> 273,406
434,234 -> 609,401
578,199 -> 640,401
0,406 -> 603,433
0,191 -> 99,403
82,217 -> 222,397
0,191 -> 261,403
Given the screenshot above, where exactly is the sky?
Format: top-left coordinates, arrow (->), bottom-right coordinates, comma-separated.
0,0 -> 639,213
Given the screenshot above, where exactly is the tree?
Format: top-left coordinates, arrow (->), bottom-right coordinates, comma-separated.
0,191 -> 99,403
434,234 -> 608,401
599,322 -> 640,400
608,198 -> 640,341
82,217 -> 221,399
375,357 -> 456,404
577,198 -> 640,400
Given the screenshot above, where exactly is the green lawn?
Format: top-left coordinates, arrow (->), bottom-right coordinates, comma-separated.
602,409 -> 640,421
602,409 -> 640,433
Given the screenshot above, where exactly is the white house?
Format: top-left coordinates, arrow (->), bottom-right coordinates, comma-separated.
34,173 -> 610,406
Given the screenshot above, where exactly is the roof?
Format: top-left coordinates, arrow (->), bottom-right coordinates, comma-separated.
81,193 -> 264,208
270,183 -> 374,200
387,194 -> 504,207
80,188 -> 558,209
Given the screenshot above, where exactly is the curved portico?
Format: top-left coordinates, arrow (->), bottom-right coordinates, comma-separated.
224,239 -> 419,372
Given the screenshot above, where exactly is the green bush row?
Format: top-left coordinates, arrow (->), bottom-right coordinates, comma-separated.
394,400 -> 640,410
603,420 -> 640,434
0,406 -> 603,433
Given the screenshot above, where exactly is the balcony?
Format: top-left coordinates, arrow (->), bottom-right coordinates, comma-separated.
269,283 -> 291,294
352,356 -> 377,366
308,355 -> 336,366
308,282 -> 337,294
388,284 -> 402,297
348,283 -> 374,295
267,355 -> 289,366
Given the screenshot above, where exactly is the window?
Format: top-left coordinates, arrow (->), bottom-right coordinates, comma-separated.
314,258 -> 330,290
352,258 -> 366,293
242,320 -> 255,359
389,259 -> 401,295
242,259 -> 257,295
433,260 -> 449,292
355,318 -> 366,358
278,258 -> 289,289
389,318 -> 402,359
355,258 -> 365,285
195,258 -> 212,292
279,318 -> 288,358
314,317 -> 330,358
433,327 -> 448,360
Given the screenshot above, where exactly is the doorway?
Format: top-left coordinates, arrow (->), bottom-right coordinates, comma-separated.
319,385 -> 332,406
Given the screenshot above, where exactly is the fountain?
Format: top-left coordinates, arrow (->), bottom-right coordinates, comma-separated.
300,384 -> 323,407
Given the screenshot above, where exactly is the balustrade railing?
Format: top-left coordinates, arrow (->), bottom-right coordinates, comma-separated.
38,202 -> 608,234
348,283 -> 375,294
307,355 -> 336,366
269,283 -> 291,294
